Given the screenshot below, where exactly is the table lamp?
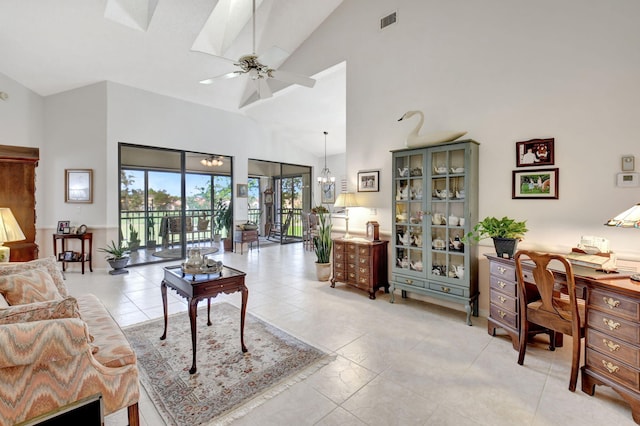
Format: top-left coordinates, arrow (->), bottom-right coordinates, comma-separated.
334,192 -> 359,239
0,208 -> 26,262
605,202 -> 640,282
605,203 -> 640,228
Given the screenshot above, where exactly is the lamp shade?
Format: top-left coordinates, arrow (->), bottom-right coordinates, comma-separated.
0,208 -> 26,244
605,203 -> 640,228
334,192 -> 359,208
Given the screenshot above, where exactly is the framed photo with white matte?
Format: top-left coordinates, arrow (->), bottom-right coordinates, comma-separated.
357,170 -> 379,192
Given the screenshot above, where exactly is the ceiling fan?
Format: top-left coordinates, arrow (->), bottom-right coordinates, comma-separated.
199,0 -> 316,101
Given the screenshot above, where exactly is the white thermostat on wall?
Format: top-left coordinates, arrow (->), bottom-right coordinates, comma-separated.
616,172 -> 640,187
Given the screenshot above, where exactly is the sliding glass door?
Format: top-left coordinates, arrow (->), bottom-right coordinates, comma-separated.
119,144 -> 232,265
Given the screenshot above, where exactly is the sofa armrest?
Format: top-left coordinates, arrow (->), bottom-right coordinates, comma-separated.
0,317 -> 91,368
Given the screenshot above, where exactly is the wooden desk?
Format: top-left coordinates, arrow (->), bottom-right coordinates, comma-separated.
485,254 -> 640,423
53,233 -> 93,274
160,265 -> 248,374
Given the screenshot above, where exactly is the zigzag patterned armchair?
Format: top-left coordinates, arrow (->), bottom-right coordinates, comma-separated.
0,257 -> 139,425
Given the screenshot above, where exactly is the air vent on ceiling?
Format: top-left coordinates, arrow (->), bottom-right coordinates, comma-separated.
380,11 -> 397,29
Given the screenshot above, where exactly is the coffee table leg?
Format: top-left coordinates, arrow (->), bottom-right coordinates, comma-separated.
207,298 -> 212,326
189,298 -> 198,374
160,281 -> 168,340
240,285 -> 248,353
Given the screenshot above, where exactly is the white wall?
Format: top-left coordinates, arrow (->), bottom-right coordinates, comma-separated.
288,0 -> 640,261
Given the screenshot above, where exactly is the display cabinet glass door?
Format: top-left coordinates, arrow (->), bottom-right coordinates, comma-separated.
428,146 -> 468,283
393,151 -> 426,275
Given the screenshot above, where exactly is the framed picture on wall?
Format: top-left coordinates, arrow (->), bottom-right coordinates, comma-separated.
512,168 -> 559,199
515,138 -> 555,167
320,183 -> 335,204
357,170 -> 380,192
65,169 -> 93,203
237,184 -> 248,198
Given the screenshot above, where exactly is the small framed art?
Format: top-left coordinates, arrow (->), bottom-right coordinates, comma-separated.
320,183 -> 335,204
65,169 -> 93,203
357,170 -> 380,192
237,184 -> 248,198
57,220 -> 70,234
512,168 -> 559,199
515,138 -> 554,167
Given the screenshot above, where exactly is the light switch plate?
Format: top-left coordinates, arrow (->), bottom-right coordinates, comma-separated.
622,155 -> 635,171
617,172 -> 640,187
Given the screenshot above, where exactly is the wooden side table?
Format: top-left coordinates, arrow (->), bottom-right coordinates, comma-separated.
160,265 -> 248,374
53,233 -> 93,274
233,229 -> 259,254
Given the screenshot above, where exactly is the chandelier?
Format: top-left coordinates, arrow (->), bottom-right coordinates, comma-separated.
317,131 -> 335,186
200,156 -> 224,167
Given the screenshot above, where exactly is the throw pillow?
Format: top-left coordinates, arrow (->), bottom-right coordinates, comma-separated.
0,256 -> 68,297
0,268 -> 62,305
0,296 -> 81,325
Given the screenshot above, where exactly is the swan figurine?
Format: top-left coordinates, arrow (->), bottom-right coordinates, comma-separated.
398,111 -> 467,148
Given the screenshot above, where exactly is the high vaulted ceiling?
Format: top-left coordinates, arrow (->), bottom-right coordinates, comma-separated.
0,0 -> 346,157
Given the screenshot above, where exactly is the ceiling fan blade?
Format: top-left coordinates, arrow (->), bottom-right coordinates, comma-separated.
255,78 -> 273,99
199,71 -> 244,85
269,69 -> 316,88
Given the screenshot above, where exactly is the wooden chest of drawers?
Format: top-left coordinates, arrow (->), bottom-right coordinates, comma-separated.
582,281 -> 640,422
331,238 -> 388,299
486,256 -> 520,350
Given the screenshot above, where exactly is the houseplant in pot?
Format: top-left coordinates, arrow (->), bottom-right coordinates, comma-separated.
464,216 -> 528,259
98,240 -> 130,275
313,209 -> 332,281
214,200 -> 233,250
128,223 -> 140,251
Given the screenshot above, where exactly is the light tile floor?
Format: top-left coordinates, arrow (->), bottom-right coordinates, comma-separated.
63,243 -> 638,425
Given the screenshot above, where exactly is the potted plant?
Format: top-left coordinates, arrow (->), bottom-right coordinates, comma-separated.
146,217 -> 156,249
313,209 -> 332,281
214,200 -> 233,249
98,240 -> 130,275
464,216 -> 528,259
128,223 -> 140,251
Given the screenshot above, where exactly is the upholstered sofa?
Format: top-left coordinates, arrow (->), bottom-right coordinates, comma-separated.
0,257 -> 139,425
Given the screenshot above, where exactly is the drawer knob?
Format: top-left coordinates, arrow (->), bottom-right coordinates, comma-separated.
603,339 -> 620,352
603,297 -> 621,309
498,266 -> 507,275
602,318 -> 621,331
498,310 -> 507,319
441,287 -> 451,293
601,360 -> 620,374
498,295 -> 507,304
498,281 -> 506,288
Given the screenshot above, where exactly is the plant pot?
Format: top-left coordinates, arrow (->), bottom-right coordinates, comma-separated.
315,262 -> 332,281
146,240 -> 156,250
213,234 -> 222,242
108,257 -> 129,275
493,237 -> 518,259
129,241 -> 140,251
223,238 -> 233,251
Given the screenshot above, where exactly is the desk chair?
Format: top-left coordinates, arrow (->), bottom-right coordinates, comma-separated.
514,250 -> 586,391
303,213 -> 318,251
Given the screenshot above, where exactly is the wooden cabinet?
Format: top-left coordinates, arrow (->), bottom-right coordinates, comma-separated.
331,238 -> 389,299
390,140 -> 479,325
0,145 -> 39,261
582,279 -> 640,423
233,229 -> 259,254
487,257 -> 520,349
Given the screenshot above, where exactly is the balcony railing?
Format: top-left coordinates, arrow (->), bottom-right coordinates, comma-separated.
121,207 -> 305,248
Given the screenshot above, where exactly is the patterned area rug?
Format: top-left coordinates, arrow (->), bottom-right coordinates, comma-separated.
124,303 -> 330,425
152,247 -> 219,259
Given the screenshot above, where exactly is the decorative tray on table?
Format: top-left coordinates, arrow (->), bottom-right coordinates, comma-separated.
181,260 -> 223,275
